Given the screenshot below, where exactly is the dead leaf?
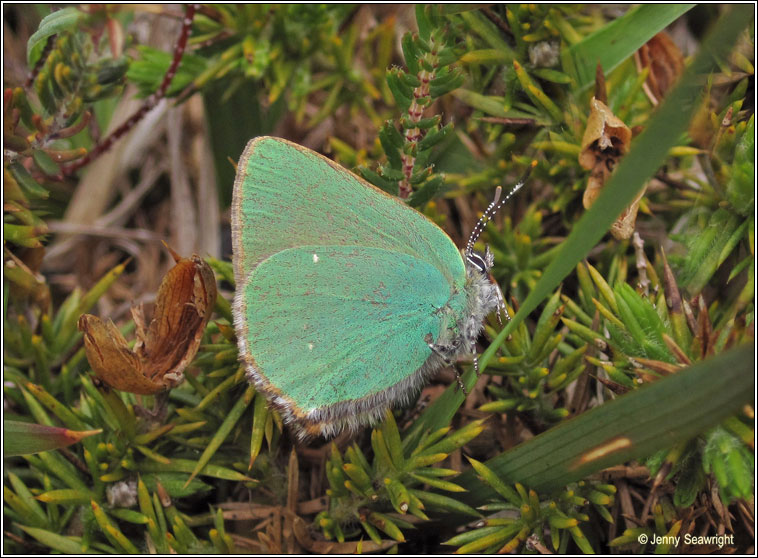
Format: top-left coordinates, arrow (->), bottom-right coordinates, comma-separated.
594,62 -> 607,104
78,314 -> 162,394
633,357 -> 684,376
590,373 -> 630,395
610,188 -> 645,240
634,32 -> 685,106
79,250 -> 217,395
579,97 -> 643,240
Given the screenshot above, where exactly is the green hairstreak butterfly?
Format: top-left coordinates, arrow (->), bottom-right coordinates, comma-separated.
232,136 -> 529,439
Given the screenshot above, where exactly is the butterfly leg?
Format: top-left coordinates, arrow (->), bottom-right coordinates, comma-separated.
425,334 -> 468,395
470,342 -> 480,376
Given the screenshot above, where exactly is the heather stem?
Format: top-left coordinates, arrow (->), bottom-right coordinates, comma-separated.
62,4 -> 198,176
398,39 -> 438,198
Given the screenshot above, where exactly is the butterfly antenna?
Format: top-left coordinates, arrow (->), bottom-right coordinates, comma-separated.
465,160 -> 537,257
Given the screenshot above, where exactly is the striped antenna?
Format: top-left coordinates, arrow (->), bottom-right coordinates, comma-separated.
464,160 -> 537,257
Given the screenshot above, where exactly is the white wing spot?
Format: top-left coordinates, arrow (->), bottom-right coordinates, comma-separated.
313,253 -> 319,263
308,343 -> 314,351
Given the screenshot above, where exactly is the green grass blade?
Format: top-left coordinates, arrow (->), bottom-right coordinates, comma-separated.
407,3 -> 752,441
137,458 -> 253,482
37,488 -> 93,505
454,344 -> 753,500
16,526 -> 93,554
7,472 -> 48,527
184,384 -> 256,486
562,4 -> 695,91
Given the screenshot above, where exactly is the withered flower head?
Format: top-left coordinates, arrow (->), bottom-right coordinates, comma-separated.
78,250 -> 217,395
579,97 -> 643,240
634,31 -> 685,106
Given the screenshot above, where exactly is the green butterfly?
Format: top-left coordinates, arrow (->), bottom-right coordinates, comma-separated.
232,137 -> 527,439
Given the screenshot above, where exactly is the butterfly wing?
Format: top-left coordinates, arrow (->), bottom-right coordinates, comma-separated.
237,245 -> 453,437
231,137 -> 465,289
232,137 -> 468,437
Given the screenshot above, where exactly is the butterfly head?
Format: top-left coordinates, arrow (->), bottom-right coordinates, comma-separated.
465,245 -> 495,275
463,160 -> 536,273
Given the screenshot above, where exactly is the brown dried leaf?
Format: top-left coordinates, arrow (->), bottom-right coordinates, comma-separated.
591,373 -> 630,395
579,97 -> 643,240
594,62 -> 607,104
78,314 -> 162,395
661,333 -> 691,365
78,252 -> 217,395
139,251 -> 217,383
610,188 -> 645,240
693,294 -> 714,360
633,357 -> 684,376
634,32 -> 685,106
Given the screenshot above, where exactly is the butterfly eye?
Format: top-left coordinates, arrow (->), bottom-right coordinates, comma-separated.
466,252 -> 488,274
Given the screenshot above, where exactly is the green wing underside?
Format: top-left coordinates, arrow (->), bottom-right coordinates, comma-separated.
241,245 -> 454,412
232,137 -> 466,288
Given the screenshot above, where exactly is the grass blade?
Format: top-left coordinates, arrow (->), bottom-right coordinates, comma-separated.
562,4 -> 695,91
184,385 -> 256,486
16,526 -> 92,554
455,344 -> 753,499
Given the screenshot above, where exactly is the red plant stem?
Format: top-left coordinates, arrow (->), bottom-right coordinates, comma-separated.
62,4 -> 198,176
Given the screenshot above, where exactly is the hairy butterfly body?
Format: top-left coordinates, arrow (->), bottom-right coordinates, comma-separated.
232,137 -> 525,439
